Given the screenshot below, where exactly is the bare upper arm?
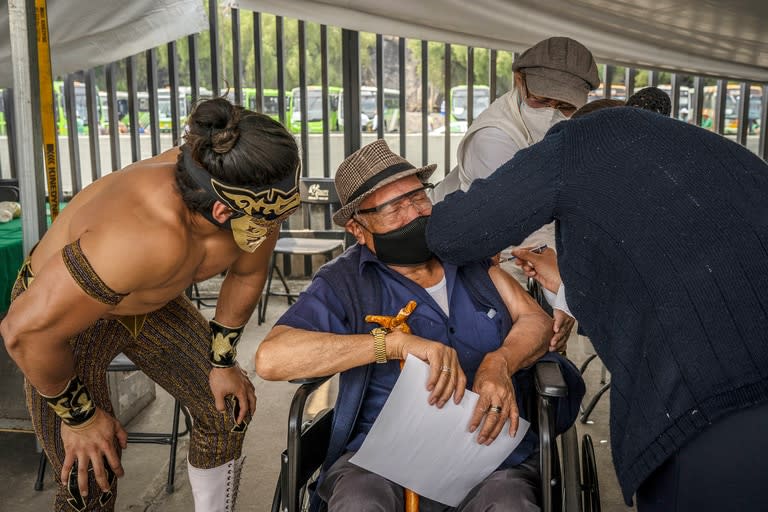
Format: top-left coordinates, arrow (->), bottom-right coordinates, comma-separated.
488,265 -> 548,323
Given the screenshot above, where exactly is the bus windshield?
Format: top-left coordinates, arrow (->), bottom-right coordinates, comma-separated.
452,88 -> 490,121
292,90 -> 325,121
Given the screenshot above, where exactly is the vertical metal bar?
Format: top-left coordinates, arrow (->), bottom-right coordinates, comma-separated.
625,68 -> 636,97
398,37 -> 406,156
276,16 -> 286,126
105,63 -> 121,170
467,46 -> 474,126
421,40 -> 428,166
4,89 -> 19,178
737,82 -> 750,146
126,55 -> 141,162
8,0 -> 46,248
490,49 -> 497,103
342,29 -> 361,156
167,41 -> 181,144
444,43 -> 451,176
376,34 -> 384,139
63,75 -> 82,193
648,70 -> 659,87
188,34 -> 200,104
298,20 -> 309,177
692,76 -> 705,128
759,85 -> 768,160
604,65 -> 614,99
320,24 -> 330,177
714,79 -> 727,134
84,69 -> 101,181
209,0 -> 220,94
146,48 -> 160,156
670,73 -> 681,119
231,7 -> 242,105
252,12 -> 263,113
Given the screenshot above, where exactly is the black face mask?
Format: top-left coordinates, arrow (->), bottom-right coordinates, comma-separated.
370,215 -> 434,266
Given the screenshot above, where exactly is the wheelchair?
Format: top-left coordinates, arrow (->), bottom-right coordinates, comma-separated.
270,361 -> 600,512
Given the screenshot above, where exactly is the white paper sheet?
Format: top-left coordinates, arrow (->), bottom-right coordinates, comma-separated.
349,355 -> 530,507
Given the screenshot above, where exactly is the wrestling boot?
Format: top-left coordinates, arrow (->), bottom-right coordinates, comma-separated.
187,455 -> 246,512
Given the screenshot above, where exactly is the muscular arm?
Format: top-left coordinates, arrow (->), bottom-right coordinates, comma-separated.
1,228 -> 183,395
214,229 -> 278,327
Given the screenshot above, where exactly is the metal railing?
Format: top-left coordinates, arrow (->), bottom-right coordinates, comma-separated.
1,3 -> 767,235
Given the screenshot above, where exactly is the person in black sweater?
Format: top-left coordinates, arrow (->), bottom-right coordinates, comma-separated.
426,106 -> 768,511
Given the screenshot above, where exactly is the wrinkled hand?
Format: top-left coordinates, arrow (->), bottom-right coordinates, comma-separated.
551,309 -> 575,352
390,331 -> 467,408
60,407 -> 127,497
209,364 -> 257,424
469,355 -> 519,445
511,247 -> 561,294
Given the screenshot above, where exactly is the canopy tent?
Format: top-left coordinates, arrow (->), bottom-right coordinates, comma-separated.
0,0 -> 208,88
238,0 -> 768,83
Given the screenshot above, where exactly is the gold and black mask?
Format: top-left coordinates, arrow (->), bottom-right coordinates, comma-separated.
182,145 -> 301,252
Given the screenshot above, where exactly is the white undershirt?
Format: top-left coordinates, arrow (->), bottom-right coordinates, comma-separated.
424,275 -> 450,316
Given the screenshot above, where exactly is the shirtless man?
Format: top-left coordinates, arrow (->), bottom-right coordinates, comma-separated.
1,98 -> 300,512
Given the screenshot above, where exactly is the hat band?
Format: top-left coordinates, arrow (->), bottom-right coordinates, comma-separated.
346,162 -> 415,204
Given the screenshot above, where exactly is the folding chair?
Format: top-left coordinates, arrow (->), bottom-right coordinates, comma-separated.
35,353 -> 192,494
258,178 -> 346,324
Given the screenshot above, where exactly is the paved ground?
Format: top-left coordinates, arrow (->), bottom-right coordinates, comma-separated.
1,267 -> 635,511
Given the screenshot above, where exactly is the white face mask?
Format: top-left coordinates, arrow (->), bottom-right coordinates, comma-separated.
520,101 -> 568,142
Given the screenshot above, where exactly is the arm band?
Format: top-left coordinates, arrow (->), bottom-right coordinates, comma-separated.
209,319 -> 244,368
39,375 -> 97,428
62,239 -> 128,306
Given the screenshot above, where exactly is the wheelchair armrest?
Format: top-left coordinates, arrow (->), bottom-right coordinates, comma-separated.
535,360 -> 568,398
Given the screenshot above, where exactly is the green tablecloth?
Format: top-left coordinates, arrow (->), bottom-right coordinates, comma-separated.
0,204 -> 61,313
0,216 -> 23,313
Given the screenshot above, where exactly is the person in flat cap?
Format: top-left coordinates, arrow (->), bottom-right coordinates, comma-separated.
432,36 -> 600,202
431,36 -> 599,349
255,139 -> 583,512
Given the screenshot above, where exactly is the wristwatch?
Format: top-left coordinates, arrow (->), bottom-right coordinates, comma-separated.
370,327 -> 390,364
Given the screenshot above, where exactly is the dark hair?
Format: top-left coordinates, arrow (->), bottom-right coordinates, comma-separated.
175,97 -> 299,213
571,98 -> 626,119
626,87 -> 672,116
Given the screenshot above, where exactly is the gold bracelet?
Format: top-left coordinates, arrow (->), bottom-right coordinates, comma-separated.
371,327 -> 389,364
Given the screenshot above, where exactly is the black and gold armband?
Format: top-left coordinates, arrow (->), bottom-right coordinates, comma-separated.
209,319 -> 245,368
40,375 -> 97,428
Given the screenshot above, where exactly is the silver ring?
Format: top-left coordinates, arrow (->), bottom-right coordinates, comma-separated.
440,365 -> 452,373
488,405 -> 502,414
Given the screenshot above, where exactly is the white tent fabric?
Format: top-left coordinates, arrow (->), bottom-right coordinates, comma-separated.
237,0 -> 768,83
0,0 -> 208,88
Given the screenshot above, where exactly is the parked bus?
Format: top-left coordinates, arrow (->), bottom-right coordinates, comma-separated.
288,85 -> 342,133
587,84 -> 628,102
241,88 -> 290,123
442,85 -> 491,132
701,84 -> 762,134
53,80 -> 104,135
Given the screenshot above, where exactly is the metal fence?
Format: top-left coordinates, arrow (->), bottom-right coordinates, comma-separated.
2,2 -> 767,225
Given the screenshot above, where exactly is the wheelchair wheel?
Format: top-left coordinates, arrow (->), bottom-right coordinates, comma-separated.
581,434 -> 601,512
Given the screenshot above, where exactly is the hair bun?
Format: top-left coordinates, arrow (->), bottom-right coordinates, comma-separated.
211,109 -> 241,154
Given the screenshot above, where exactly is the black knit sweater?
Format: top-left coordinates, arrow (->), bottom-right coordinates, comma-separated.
427,107 -> 768,503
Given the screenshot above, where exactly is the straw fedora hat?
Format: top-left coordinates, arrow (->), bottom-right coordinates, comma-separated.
333,139 -> 436,226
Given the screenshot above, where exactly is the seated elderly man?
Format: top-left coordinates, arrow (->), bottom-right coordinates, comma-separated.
255,140 -> 583,512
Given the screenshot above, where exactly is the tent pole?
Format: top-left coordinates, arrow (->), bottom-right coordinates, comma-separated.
8,0 -> 47,254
